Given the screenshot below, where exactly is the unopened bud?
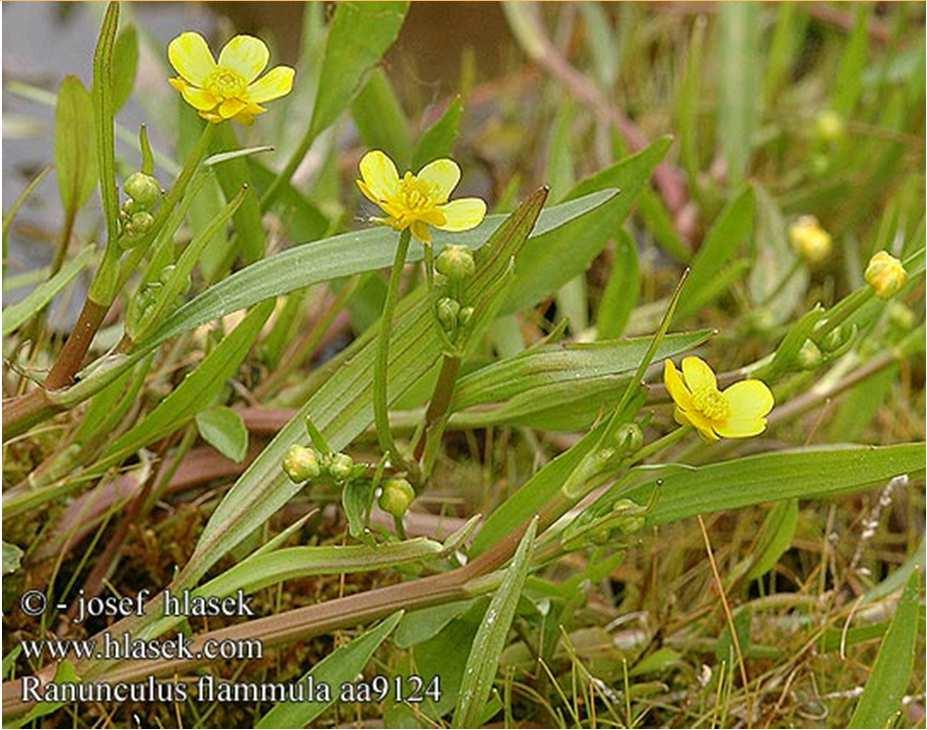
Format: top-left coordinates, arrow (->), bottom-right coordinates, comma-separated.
378,477 -> 415,518
436,297 -> 460,332
865,251 -> 907,299
821,324 -> 852,353
789,215 -> 831,265
435,245 -> 476,280
815,110 -> 844,142
796,339 -> 823,370
328,452 -> 354,481
124,172 -> 161,207
457,306 -> 474,327
614,423 -> 644,453
282,445 -> 320,483
122,211 -> 155,246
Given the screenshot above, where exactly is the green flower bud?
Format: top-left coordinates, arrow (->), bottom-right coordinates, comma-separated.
121,198 -> 143,216
436,297 -> 460,332
457,306 -> 474,327
820,324 -> 851,353
328,452 -> 354,481
124,172 -> 161,207
282,445 -> 320,482
796,339 -> 823,370
435,245 -> 476,280
614,422 -> 644,453
122,211 -> 155,247
378,477 -> 415,518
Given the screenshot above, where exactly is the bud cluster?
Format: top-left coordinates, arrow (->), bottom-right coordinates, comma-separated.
433,245 -> 476,339
281,445 -> 362,485
120,172 -> 163,248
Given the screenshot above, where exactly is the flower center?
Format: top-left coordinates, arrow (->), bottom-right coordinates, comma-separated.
397,172 -> 437,213
205,67 -> 247,100
691,386 -> 730,421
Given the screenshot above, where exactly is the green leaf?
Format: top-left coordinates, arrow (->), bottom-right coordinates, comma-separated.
848,572 -> 921,728
342,480 -> 374,538
55,75 -> 98,216
91,2 -> 120,245
310,2 -> 409,140
675,186 -> 754,321
746,499 -> 799,580
832,4 -> 871,117
204,145 -> 275,167
2,247 -> 96,337
352,67 -> 413,167
717,2 -> 760,185
620,443 -> 925,526
715,607 -> 751,664
212,124 -> 265,265
630,647 -> 682,677
2,542 -> 23,575
394,599 -> 475,648
502,136 -> 671,314
196,406 -> 249,463
597,229 -> 639,339
257,611 -> 403,729
453,517 -> 537,728
111,23 -> 138,112
411,96 -> 463,170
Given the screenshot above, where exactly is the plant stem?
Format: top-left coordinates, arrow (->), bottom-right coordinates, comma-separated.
412,354 -> 461,466
629,425 -> 692,464
373,228 -> 412,466
259,128 -> 316,211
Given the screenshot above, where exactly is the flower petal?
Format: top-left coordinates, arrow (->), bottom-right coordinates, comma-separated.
435,198 -> 487,232
359,150 -> 400,202
246,66 -> 295,103
416,159 -> 461,203
178,83 -> 218,111
715,416 -> 767,439
411,220 -> 432,243
663,359 -> 693,410
168,32 -> 216,86
674,407 -> 718,441
218,35 -> 269,82
682,356 -> 717,392
219,98 -> 247,119
722,379 -> 775,419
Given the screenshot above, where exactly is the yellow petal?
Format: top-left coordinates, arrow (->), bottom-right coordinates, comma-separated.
218,35 -> 269,83
682,356 -> 717,392
722,379 -> 775,419
411,220 -> 432,243
219,98 -> 247,119
715,416 -> 767,439
416,159 -> 461,203
359,150 -> 400,202
246,66 -> 295,103
674,407 -> 718,442
168,32 -> 216,86
233,111 -> 256,126
435,198 -> 487,232
663,359 -> 693,410
179,84 -> 218,111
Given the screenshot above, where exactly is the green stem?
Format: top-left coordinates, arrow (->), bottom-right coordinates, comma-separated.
629,425 -> 692,464
374,228 -> 412,465
259,128 -> 317,211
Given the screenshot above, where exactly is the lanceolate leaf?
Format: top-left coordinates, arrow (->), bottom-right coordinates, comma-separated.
55,75 -> 98,216
257,612 -> 404,729
412,96 -> 464,170
310,2 -> 410,139
453,518 -> 537,728
622,444 -> 924,525
848,572 -> 921,728
196,406 -> 249,463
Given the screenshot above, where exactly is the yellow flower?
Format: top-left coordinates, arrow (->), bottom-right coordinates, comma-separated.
865,251 -> 908,299
815,110 -> 845,142
789,215 -> 831,264
168,32 -> 294,125
356,150 -> 487,243
663,357 -> 774,442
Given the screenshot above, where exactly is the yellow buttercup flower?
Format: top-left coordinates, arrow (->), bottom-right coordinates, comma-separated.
789,215 -> 831,264
168,32 -> 294,125
356,150 -> 487,243
663,356 -> 774,442
865,251 -> 907,299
